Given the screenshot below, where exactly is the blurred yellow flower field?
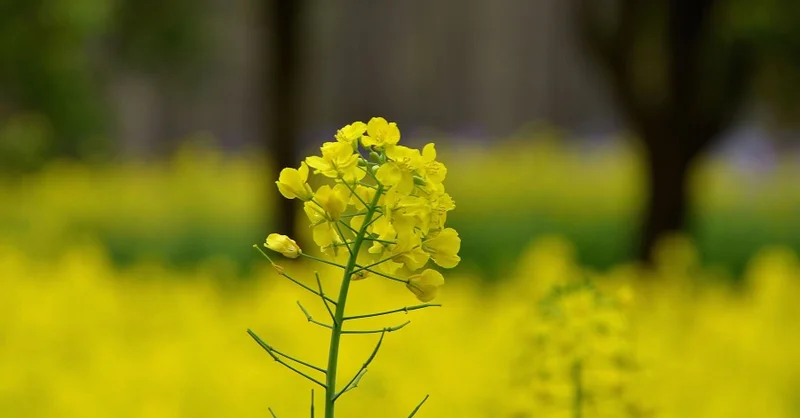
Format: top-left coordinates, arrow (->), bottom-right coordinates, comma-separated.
1,138 -> 800,416
2,236 -> 798,417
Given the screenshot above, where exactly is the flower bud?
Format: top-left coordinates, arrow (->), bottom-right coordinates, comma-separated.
264,233 -> 302,258
351,270 -> 370,281
406,269 -> 445,302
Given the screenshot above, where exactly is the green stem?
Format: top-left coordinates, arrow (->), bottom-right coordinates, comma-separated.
407,394 -> 430,417
325,184 -> 384,418
572,360 -> 583,418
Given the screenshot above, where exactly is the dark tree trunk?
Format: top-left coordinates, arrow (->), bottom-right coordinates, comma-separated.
639,141 -> 692,261
577,0 -> 750,264
267,0 -> 304,236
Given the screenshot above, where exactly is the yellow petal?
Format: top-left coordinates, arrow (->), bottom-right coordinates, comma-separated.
350,215 -> 366,232
396,172 -> 415,195
306,156 -> 330,172
422,143 -> 437,162
298,161 -> 309,181
303,201 -> 325,224
424,228 -> 461,268
312,223 -> 337,250
376,163 -> 402,186
367,117 -> 388,137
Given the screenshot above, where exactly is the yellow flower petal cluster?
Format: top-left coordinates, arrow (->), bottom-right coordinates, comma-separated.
263,117 -> 460,301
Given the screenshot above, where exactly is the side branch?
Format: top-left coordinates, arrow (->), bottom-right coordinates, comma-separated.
247,329 -> 327,388
297,301 -> 334,330
333,331 -> 386,400
354,266 -> 409,284
341,320 -> 410,334
343,303 -> 441,321
407,394 -> 430,417
315,272 -> 336,323
253,245 -> 337,305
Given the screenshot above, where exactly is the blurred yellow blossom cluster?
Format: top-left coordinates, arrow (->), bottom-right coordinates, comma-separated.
509,281 -> 644,417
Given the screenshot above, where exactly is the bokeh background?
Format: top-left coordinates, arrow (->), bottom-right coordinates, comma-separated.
1,0 -> 800,417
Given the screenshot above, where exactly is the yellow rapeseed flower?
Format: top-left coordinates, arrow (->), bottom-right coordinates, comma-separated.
312,223 -> 340,256
312,184 -> 349,221
386,192 -> 431,233
423,228 -> 461,268
364,216 -> 396,254
348,184 -> 378,211
335,121 -> 367,147
421,143 -> 447,192
391,234 -> 430,272
376,146 -> 422,195
428,192 -> 455,232
306,141 -> 364,182
406,269 -> 445,302
264,233 -> 301,258
302,184 -> 350,255
276,162 -> 313,201
362,117 -> 400,149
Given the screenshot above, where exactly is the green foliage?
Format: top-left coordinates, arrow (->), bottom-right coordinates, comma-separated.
0,0 -> 209,172
724,0 -> 800,125
0,0 -> 112,163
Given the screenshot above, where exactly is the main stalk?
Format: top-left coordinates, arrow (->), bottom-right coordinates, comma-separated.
324,185 -> 383,418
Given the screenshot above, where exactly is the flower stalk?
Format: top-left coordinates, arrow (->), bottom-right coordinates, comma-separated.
252,117 -> 459,417
324,184 -> 383,418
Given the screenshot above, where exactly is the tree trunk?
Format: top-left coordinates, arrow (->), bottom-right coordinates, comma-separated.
638,140 -> 692,262
267,0 -> 303,236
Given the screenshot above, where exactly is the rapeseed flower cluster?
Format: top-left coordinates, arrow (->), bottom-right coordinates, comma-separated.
259,117 -> 459,417
268,117 -> 460,302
